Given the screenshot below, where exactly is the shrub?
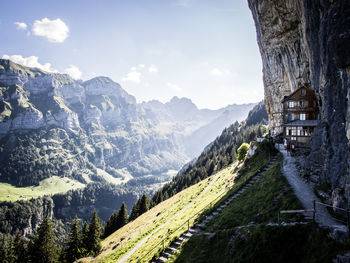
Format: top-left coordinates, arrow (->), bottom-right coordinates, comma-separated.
237,143 -> 249,162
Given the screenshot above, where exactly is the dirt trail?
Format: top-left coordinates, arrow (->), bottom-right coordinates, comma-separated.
277,144 -> 346,233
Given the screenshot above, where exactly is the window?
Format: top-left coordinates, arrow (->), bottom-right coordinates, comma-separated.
288,101 -> 295,108
300,114 -> 306,120
297,127 -> 303,136
299,101 -> 305,108
291,137 -> 297,141
291,127 -> 296,136
301,89 -> 306,96
288,114 -> 294,121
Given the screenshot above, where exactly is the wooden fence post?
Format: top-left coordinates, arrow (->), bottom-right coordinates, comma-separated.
313,200 -> 316,223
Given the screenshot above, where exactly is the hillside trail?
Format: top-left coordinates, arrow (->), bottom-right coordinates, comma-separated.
117,167 -> 224,263
277,144 -> 347,234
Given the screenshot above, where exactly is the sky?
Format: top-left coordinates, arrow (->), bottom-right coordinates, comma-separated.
0,0 -> 264,109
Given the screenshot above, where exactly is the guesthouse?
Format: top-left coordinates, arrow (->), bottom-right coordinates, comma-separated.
282,87 -> 319,144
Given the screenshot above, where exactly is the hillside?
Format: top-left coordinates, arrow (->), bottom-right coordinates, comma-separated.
92,142 -> 347,263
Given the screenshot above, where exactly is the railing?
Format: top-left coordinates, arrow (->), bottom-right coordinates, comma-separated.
278,200 -> 350,234
138,184 -> 234,262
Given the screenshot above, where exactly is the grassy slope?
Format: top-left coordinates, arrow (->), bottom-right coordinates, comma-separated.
85,162 -> 239,263
84,142 -> 275,263
171,155 -> 348,263
0,176 -> 85,201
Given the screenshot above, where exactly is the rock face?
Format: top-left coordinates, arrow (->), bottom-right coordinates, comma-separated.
248,0 -> 350,204
0,59 -> 255,186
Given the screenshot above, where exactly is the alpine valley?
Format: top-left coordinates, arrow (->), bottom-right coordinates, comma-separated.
0,59 -> 255,236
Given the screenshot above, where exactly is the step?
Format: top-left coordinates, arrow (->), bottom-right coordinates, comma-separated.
198,223 -> 206,229
212,211 -> 218,216
217,207 -> 222,211
163,251 -> 173,258
158,256 -> 168,262
165,248 -> 175,255
189,228 -> 201,234
206,215 -> 213,220
177,236 -> 186,242
168,245 -> 178,252
174,241 -> 182,246
183,232 -> 193,238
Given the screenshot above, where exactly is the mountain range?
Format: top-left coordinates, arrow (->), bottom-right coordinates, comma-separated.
0,59 -> 255,190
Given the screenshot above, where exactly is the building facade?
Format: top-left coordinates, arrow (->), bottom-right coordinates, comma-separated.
282,87 -> 319,144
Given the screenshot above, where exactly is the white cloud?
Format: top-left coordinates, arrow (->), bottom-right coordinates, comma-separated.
210,68 -> 230,77
32,18 -> 69,43
131,66 -> 137,71
167,82 -> 183,92
2,54 -> 57,72
149,64 -> 158,73
138,64 -> 145,68
122,71 -> 141,84
14,22 -> 27,30
64,65 -> 82,80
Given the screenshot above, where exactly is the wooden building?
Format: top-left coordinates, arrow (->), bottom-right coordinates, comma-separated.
282,87 -> 319,144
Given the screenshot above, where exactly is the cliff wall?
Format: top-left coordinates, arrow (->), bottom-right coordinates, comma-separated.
248,0 -> 350,205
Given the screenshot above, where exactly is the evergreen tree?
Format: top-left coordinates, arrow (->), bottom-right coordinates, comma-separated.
81,222 -> 90,256
28,217 -> 59,263
13,230 -> 28,263
65,217 -> 84,263
86,210 -> 103,256
115,202 -> 128,230
129,199 -> 141,221
139,194 -> 150,214
0,234 -> 8,263
104,212 -> 118,237
6,236 -> 16,263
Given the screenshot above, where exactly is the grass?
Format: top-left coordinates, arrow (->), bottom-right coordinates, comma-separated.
0,176 -> 85,201
170,153 -> 348,263
86,162 -> 239,263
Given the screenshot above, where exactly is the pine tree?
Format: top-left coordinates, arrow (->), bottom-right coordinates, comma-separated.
139,194 -> 150,215
115,202 -> 128,230
129,199 -> 141,221
13,230 -> 28,263
65,217 -> 84,263
86,210 -> 103,256
6,236 -> 16,263
0,234 -> 8,263
28,217 -> 59,263
104,212 -> 118,237
81,222 -> 89,256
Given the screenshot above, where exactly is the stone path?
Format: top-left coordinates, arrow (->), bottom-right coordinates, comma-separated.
277,144 -> 347,235
151,155 -> 279,263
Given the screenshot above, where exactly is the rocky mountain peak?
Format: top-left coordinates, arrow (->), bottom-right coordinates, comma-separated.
83,76 -> 136,104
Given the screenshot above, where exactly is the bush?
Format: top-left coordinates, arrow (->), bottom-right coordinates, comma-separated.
237,143 -> 249,162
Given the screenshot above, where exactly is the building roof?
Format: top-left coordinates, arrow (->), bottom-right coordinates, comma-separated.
282,120 -> 318,127
282,86 -> 309,102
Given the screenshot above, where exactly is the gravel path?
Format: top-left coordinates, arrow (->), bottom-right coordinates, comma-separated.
117,170 -> 223,263
277,144 -> 347,232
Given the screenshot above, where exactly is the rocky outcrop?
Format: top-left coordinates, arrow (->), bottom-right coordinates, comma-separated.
248,0 -> 350,205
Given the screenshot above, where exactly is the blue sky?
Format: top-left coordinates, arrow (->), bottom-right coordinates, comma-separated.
0,0 -> 263,109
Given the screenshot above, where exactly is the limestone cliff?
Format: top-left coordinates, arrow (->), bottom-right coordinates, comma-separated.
248,0 -> 350,205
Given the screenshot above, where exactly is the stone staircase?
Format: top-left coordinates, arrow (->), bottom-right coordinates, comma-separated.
150,155 -> 279,263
